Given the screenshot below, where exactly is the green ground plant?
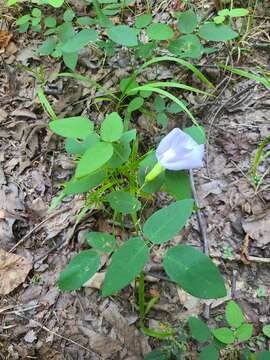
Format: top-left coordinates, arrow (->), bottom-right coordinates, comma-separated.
8,1 -> 249,69
144,301 -> 270,359
4,0 -> 265,353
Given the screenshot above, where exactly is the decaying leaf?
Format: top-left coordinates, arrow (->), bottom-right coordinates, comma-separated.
242,210 -> 270,247
0,249 -> 32,295
0,30 -> 12,54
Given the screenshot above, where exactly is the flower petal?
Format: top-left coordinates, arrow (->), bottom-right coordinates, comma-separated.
156,128 -> 204,171
161,144 -> 204,170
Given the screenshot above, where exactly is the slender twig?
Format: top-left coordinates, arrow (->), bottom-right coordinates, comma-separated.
14,312 -> 93,354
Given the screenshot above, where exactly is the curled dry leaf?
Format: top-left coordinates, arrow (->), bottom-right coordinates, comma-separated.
0,249 -> 32,295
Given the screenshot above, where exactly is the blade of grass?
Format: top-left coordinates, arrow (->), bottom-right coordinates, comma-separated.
136,56 -> 214,88
128,81 -> 212,96
37,87 -> 57,120
221,65 -> 270,89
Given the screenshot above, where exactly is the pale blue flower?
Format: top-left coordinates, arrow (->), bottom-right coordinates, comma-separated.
156,128 -> 204,171
145,128 -> 204,183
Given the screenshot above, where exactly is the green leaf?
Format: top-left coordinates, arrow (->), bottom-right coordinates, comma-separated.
63,52 -> 78,70
156,112 -> 168,129
168,34 -> 202,59
213,15 -> 225,24
135,13 -> 152,29
199,344 -> 219,360
62,29 -> 98,53
64,171 -> 105,195
44,16 -> 57,28
143,199 -> 194,244
147,23 -> 174,41
108,25 -> 138,47
262,324 -> 270,338
58,21 -> 75,42
198,23 -> 238,41
121,129 -> 137,143
92,0 -> 113,28
49,117 -> 93,139
16,14 -> 31,25
164,170 -> 192,200
65,133 -> 99,155
108,140 -> 131,168
59,250 -> 100,291
120,77 -> 139,94
163,245 -> 226,299
188,317 -> 211,342
167,101 -> 187,113
229,8 -> 249,17
144,350 -> 167,360
38,37 -> 56,55
100,112 -> 123,142
218,9 -> 230,16
63,9 -> 75,22
86,232 -> 116,254
255,351 -> 270,360
212,328 -> 235,344
106,190 -> 141,214
47,0 -> 64,8
154,95 -> 165,112
127,97 -> 144,113
76,142 -> 113,178
236,323 -> 253,342
136,42 -> 156,59
102,237 -> 149,296
184,125 -> 205,144
32,8 -> 41,17
225,300 -> 244,328
177,10 -> 198,34
77,16 -> 96,26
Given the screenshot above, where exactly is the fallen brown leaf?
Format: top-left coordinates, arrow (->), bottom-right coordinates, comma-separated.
240,233 -> 251,264
0,249 -> 32,295
0,30 -> 12,54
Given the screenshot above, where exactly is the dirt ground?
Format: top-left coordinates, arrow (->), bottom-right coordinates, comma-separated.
0,1 -> 270,359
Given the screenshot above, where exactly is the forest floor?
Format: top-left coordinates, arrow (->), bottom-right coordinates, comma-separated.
0,0 -> 270,359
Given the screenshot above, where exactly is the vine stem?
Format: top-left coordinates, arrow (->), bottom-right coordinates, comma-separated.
189,170 -> 209,256
189,170 -> 210,319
